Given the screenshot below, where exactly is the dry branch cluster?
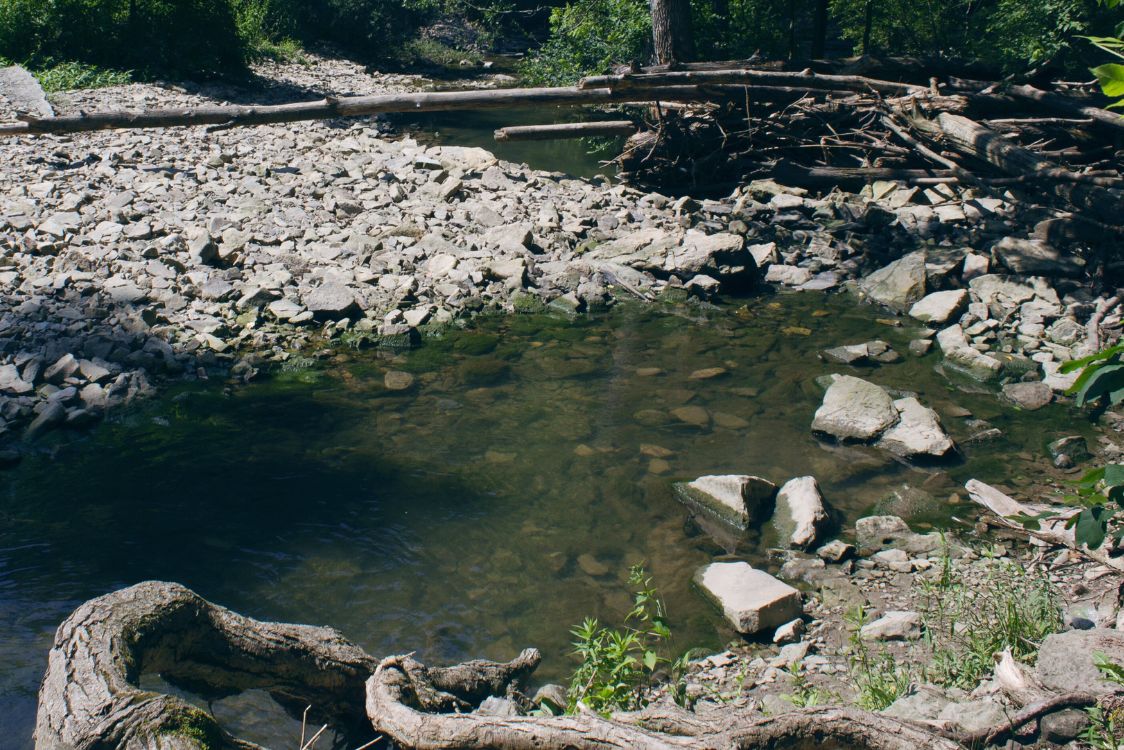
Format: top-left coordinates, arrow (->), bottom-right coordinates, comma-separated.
597,60 -> 1122,217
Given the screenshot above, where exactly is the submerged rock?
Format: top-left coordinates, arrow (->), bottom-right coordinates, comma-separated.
695,562 -> 802,635
674,474 -> 777,529
774,476 -> 830,549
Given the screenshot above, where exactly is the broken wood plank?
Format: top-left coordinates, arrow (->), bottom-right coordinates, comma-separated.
494,120 -> 638,141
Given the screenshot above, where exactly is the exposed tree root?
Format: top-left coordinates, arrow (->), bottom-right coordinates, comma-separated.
42,581 -> 1105,750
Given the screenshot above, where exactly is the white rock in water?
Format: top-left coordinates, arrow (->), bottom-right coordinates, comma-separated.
876,397 -> 955,458
909,289 -> 967,324
674,475 -> 776,529
695,562 -> 802,635
861,610 -> 922,641
811,375 -> 899,441
774,476 -> 830,549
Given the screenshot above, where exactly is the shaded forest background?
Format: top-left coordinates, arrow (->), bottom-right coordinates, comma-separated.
0,0 -> 1121,85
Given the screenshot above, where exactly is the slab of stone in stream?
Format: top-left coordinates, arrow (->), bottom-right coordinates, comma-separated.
674,474 -> 776,529
695,562 -> 802,635
0,66 -> 53,118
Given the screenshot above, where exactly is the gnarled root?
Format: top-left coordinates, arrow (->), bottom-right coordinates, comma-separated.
364,652 -> 962,750
34,580 -> 378,750
36,582 -> 967,750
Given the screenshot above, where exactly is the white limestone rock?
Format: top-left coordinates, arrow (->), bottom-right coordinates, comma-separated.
909,290 -> 967,325
674,475 -> 777,529
695,562 -> 802,635
811,375 -> 899,441
774,476 -> 830,549
876,397 -> 956,459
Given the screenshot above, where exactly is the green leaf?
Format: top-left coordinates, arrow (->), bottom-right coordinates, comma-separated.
1093,63 -> 1124,98
1075,506 -> 1109,549
643,650 -> 658,671
1074,364 -> 1124,406
1105,464 -> 1124,487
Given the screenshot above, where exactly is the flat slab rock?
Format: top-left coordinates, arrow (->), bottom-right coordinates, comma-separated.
695,562 -> 802,635
0,66 -> 53,118
858,251 -> 927,312
674,474 -> 777,529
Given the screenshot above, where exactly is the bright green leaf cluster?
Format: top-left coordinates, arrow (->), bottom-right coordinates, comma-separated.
566,564 -> 683,714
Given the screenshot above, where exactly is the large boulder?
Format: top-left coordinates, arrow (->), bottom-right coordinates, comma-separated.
811,375 -> 899,441
695,562 -> 802,635
674,475 -> 777,529
859,252 -> 927,312
876,397 -> 955,459
774,476 -> 830,549
1037,629 -> 1124,693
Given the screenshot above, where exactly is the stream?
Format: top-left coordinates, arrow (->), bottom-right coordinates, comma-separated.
0,292 -> 1089,748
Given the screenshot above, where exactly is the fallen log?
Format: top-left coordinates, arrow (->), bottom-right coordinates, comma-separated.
0,85 -> 722,136
579,68 -> 924,96
771,161 -> 958,187
1004,83 -> 1124,134
494,120 -> 638,141
365,652 -> 963,750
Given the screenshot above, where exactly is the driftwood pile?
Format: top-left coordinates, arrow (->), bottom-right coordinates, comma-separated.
579,61 -> 1122,232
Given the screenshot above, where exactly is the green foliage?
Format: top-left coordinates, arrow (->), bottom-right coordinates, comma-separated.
782,662 -> 833,708
520,0 -> 652,85
33,61 -> 132,92
1036,344 -> 1124,549
918,548 -> 1061,689
830,0 -> 1113,70
843,545 -> 1061,709
1087,0 -> 1124,110
844,604 -> 912,710
0,0 -> 249,77
1083,653 -> 1124,749
567,564 -> 680,714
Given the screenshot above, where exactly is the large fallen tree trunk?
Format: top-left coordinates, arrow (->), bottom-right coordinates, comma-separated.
35,581 -> 978,750
578,68 -> 924,95
0,85 -> 726,136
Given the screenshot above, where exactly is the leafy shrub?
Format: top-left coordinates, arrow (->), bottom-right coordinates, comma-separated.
567,565 -> 683,714
0,0 -> 248,77
520,0 -> 652,85
34,61 -> 132,92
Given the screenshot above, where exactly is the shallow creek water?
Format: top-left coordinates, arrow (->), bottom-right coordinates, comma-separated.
0,293 -> 1090,747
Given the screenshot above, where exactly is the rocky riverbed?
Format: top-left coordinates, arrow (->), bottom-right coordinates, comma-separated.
5,54 -> 1124,748
0,53 -> 1117,455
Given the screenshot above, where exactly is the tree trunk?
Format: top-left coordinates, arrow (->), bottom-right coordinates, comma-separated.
812,0 -> 829,58
862,0 -> 874,53
650,0 -> 694,65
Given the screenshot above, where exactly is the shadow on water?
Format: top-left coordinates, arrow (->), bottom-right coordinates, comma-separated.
0,293 -> 1095,747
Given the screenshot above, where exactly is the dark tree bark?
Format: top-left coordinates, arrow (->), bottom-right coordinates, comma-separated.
812,0 -> 830,58
862,0 -> 874,53
649,0 -> 695,66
